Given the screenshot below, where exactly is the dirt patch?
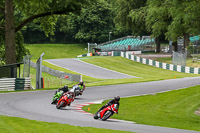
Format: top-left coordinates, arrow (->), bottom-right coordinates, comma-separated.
194,108 -> 200,116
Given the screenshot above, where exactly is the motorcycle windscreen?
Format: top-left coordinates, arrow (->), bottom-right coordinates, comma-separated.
113,104 -> 119,110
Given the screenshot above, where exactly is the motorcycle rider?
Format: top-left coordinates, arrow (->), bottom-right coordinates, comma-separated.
97,96 -> 120,114
55,85 -> 69,95
78,81 -> 85,95
51,85 -> 69,104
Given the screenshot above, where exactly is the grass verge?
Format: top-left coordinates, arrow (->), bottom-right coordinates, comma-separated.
31,56 -> 199,88
80,56 -> 199,86
154,57 -> 200,68
25,44 -> 88,60
83,85 -> 200,131
0,115 -> 132,133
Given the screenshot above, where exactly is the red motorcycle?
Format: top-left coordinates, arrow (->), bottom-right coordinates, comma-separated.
93,104 -> 119,121
56,92 -> 75,109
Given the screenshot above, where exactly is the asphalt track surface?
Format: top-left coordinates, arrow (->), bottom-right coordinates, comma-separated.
1,77 -> 200,133
45,58 -> 136,79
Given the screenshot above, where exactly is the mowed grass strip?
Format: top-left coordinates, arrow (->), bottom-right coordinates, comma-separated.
25,44 -> 88,60
81,56 -> 199,86
0,115 -> 132,133
83,85 -> 200,131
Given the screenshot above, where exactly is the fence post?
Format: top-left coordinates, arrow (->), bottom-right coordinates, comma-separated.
36,53 -> 45,89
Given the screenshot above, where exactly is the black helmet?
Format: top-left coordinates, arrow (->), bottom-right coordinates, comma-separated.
79,81 -> 83,86
114,96 -> 120,101
64,85 -> 68,90
63,85 -> 69,92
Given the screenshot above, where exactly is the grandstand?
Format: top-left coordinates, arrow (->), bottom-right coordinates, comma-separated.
190,35 -> 200,44
97,36 -> 155,52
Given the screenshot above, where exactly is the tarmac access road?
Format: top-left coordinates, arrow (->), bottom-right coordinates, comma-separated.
45,58 -> 136,79
0,77 -> 200,133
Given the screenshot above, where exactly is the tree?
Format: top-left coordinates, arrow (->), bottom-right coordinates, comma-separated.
146,0 -> 200,51
60,0 -> 114,43
0,1 -> 5,65
114,0 -> 165,52
2,0 -> 90,64
5,0 -> 16,64
114,0 -> 147,36
145,0 -> 171,52
115,0 -> 200,52
166,0 -> 200,48
113,0 -> 132,35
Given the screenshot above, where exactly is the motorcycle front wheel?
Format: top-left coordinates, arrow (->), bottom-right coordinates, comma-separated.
51,98 -> 57,104
56,101 -> 65,109
102,111 -> 113,121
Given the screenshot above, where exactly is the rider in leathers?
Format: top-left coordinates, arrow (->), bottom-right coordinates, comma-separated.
55,85 -> 69,95
97,96 -> 120,113
78,81 -> 85,95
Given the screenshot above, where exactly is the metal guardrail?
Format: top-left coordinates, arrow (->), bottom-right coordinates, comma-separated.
0,78 -> 15,91
0,78 -> 31,91
30,61 -> 81,82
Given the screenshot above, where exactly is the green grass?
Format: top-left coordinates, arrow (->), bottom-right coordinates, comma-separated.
33,56 -> 199,88
3,44 -> 200,132
25,44 -> 199,88
25,43 -> 103,89
18,61 -> 77,89
29,65 -> 77,89
80,56 -> 199,86
42,61 -> 102,84
0,115 -> 132,133
25,44 -> 88,60
154,57 -> 200,68
31,56 -> 199,88
83,85 -> 200,131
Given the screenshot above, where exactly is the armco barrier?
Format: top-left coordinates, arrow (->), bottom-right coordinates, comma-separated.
0,78 -> 15,91
15,78 -> 31,91
121,52 -> 200,74
0,78 -> 31,91
77,51 -> 121,57
77,53 -> 92,58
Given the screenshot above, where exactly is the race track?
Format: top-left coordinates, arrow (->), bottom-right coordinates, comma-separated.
45,59 -> 136,79
1,77 -> 200,133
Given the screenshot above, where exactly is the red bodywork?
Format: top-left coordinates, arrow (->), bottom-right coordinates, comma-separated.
57,92 -> 74,108
99,104 -> 119,119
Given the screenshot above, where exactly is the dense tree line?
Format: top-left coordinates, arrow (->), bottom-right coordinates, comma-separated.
1,0 -> 200,65
22,1 -> 115,44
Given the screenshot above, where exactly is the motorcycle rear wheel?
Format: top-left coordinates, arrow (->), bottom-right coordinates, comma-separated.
93,113 -> 98,119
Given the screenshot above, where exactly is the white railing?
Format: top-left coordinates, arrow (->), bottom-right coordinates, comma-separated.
0,78 -> 32,91
0,78 -> 15,91
24,78 -> 32,90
